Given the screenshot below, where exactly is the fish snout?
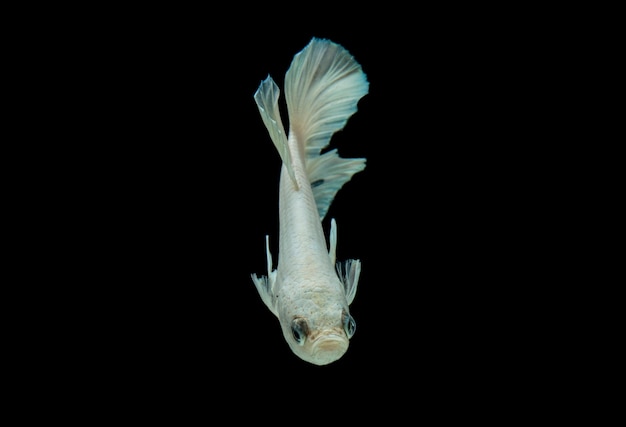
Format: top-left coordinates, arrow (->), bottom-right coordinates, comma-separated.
310,332 -> 349,365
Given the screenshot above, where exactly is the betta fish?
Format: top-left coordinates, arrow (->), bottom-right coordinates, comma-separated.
251,37 -> 368,365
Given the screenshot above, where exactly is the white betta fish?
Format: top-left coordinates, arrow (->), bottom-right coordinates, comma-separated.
251,38 -> 368,365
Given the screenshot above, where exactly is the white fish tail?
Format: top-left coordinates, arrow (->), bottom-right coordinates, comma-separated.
254,37 -> 369,219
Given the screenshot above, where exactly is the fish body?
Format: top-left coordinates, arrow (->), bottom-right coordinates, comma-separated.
252,38 -> 368,365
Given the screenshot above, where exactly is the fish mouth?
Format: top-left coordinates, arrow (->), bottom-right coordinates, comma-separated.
310,333 -> 349,365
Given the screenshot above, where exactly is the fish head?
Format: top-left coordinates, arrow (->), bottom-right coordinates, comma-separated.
281,306 -> 356,366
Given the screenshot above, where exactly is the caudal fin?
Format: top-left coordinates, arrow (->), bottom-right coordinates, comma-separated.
285,38 -> 369,219
254,38 -> 368,218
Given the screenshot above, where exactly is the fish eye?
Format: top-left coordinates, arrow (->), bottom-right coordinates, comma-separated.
291,317 -> 309,345
343,311 -> 356,338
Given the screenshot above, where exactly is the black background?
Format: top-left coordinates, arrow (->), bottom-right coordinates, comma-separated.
48,9 -> 556,419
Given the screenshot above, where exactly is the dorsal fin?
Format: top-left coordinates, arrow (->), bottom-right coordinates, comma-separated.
254,76 -> 297,187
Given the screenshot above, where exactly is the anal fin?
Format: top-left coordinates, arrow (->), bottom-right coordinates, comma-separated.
307,149 -> 366,221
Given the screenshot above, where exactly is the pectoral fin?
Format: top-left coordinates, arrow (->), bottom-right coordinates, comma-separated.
330,218 -> 360,305
251,235 -> 278,316
336,258 -> 361,305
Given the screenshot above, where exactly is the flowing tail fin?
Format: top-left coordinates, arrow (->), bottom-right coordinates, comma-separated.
285,37 -> 369,220
254,38 -> 369,220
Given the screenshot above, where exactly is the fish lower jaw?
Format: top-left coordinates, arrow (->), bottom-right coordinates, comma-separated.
309,333 -> 349,366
